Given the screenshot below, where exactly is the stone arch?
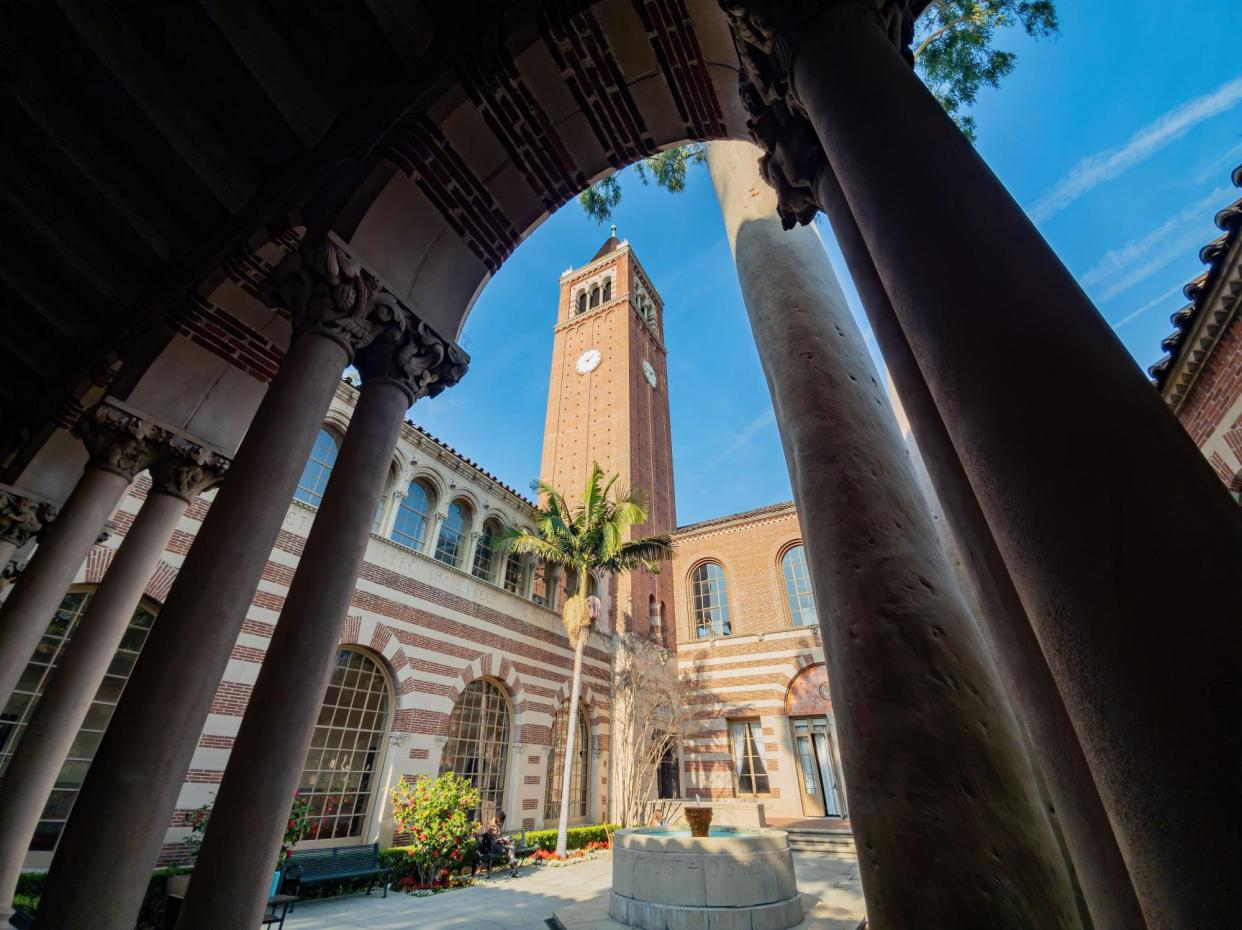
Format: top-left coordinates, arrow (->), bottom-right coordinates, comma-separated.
782,660 -> 833,717
406,467 -> 447,507
454,652 -> 527,712
339,618 -> 417,702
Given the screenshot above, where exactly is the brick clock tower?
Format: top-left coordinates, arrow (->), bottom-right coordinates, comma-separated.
539,228 -> 675,644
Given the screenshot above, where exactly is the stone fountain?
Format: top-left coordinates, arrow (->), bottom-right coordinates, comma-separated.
609,814 -> 803,930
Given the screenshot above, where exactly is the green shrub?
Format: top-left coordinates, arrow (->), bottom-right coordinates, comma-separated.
519,823 -> 618,852
11,867 -> 186,929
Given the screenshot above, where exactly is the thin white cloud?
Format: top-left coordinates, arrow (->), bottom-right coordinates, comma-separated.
1111,282 -> 1186,331
1195,138 -> 1242,183
709,408 -> 776,466
1080,185 -> 1233,290
1029,75 -> 1242,223
1099,225 -> 1212,302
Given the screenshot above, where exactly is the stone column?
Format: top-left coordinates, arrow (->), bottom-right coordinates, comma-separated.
809,160 -> 1144,930
0,435 -> 228,919
0,487 -> 59,586
727,3 -> 1242,925
0,401 -> 160,707
707,140 -> 1081,929
37,235 -> 386,930
176,292 -> 466,929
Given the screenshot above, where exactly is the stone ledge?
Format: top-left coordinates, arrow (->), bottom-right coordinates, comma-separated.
555,891 -> 864,930
609,891 -> 802,930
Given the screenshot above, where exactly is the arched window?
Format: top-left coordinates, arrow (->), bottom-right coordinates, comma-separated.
576,293 -> 587,315
392,479 -> 435,550
544,704 -> 589,824
295,429 -> 338,507
602,279 -> 612,301
589,286 -> 600,308
782,545 -> 817,627
299,648 -> 392,841
503,553 -> 524,594
690,562 -> 731,638
435,500 -> 470,566
440,679 -> 511,823
0,590 -> 156,851
472,519 -> 500,581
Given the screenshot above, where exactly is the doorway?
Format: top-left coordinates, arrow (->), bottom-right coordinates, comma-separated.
791,717 -> 843,818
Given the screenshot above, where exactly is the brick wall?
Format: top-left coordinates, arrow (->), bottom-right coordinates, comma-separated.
1176,311 -> 1242,490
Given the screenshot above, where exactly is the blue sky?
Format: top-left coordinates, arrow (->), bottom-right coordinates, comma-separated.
410,0 -> 1242,526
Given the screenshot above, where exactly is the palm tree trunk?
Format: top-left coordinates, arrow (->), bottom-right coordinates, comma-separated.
555,632 -> 587,857
555,570 -> 590,857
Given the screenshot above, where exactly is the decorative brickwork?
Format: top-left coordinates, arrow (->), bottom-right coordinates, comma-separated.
172,294 -> 285,383
539,2 -> 656,170
382,116 -> 521,274
631,0 -> 727,140
208,681 -> 253,717
459,31 -> 585,212
1177,311 -> 1242,447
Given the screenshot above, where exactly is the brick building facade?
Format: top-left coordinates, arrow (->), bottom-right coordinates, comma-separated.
1150,164 -> 1242,497
4,233 -> 847,873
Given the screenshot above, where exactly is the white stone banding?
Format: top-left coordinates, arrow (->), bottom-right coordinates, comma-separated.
609,828 -> 803,930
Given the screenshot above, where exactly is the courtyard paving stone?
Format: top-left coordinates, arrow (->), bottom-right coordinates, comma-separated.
281,853 -> 862,930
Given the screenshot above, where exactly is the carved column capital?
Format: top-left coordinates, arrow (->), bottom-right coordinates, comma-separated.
353,302 -> 470,405
74,401 -> 163,480
148,435 -> 232,503
0,487 -> 60,548
720,0 -> 916,227
261,234 -> 470,400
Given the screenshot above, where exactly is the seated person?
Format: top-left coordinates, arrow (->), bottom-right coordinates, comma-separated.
481,811 -> 517,872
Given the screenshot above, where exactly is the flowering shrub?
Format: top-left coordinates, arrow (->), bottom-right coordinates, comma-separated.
182,792 -> 318,868
280,793 -> 318,864
391,773 -> 480,887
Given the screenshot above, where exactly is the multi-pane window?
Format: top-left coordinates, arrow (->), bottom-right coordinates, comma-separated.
503,553 -> 524,594
729,719 -> 770,796
472,520 -> 499,581
295,429 -> 338,507
392,480 -> 434,550
434,501 -> 469,567
543,704 -> 589,823
657,740 -> 680,799
690,562 -> 731,638
440,679 -> 511,824
0,591 -> 156,851
299,649 -> 391,841
781,545 -> 817,627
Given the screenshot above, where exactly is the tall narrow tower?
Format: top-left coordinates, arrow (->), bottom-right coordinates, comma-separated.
539,228 -> 675,642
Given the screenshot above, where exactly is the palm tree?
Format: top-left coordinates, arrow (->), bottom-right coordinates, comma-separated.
495,463 -> 672,857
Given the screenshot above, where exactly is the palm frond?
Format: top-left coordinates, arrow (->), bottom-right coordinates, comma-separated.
496,530 -> 576,566
601,535 -> 673,573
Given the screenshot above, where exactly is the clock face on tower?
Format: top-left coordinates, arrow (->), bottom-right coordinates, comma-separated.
642,359 -> 658,388
576,348 -> 602,374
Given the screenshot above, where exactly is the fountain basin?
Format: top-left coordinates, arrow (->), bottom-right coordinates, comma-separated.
609,826 -> 803,930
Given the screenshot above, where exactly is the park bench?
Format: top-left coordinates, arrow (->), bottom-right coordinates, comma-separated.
154,871 -> 295,929
283,842 -> 391,910
476,829 -> 539,879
